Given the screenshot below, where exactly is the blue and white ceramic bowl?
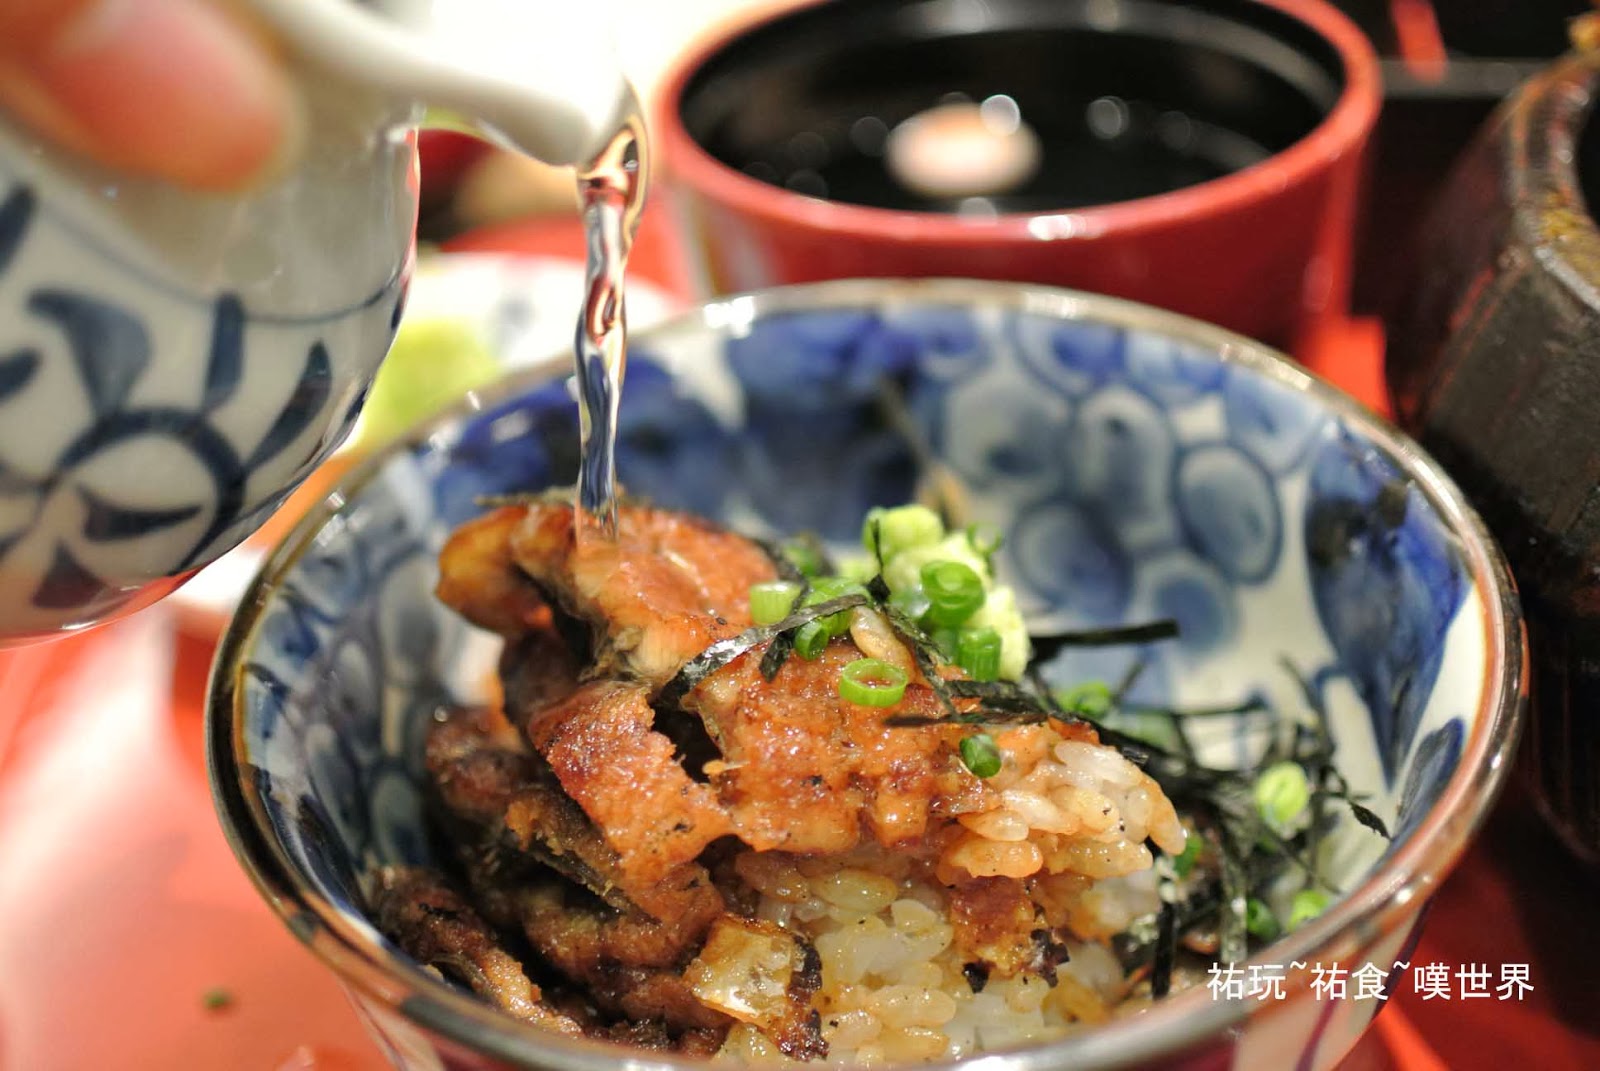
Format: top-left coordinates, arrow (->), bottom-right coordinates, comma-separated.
209,279 -> 1524,1071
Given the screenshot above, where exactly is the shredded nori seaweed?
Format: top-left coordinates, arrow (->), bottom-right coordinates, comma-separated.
1214,823 -> 1251,965
757,577 -> 813,681
755,536 -> 811,585
779,532 -> 835,579
657,593 -> 867,710
1112,835 -> 1281,971
759,629 -> 798,681
1028,618 -> 1181,663
1341,798 -> 1391,839
878,601 -> 960,720
1151,900 -> 1178,999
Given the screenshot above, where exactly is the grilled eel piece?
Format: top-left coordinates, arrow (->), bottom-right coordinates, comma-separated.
456,871 -> 825,1061
369,865 -> 582,1036
435,505 -> 552,638
496,502 -> 981,865
507,501 -> 776,689
371,865 -> 737,1056
426,707 -> 825,1058
425,702 -> 723,926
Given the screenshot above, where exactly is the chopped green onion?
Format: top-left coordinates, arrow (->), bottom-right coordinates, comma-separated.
782,539 -> 830,578
889,585 -> 932,622
1244,898 -> 1280,941
930,627 -> 962,662
966,588 -> 1029,681
1171,830 -> 1202,878
864,505 -> 944,561
965,521 -> 1003,561
920,560 -> 986,627
959,733 -> 1002,778
806,577 -> 869,637
1055,680 -> 1114,719
883,533 -> 989,593
749,581 -> 801,626
839,658 -> 909,707
956,626 -> 1002,682
793,620 -> 831,660
1254,761 -> 1312,834
1288,889 -> 1330,930
836,554 -> 880,583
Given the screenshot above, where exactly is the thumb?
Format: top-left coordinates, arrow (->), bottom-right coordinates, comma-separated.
0,0 -> 301,191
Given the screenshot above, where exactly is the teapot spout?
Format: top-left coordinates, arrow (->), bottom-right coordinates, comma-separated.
239,0 -> 637,168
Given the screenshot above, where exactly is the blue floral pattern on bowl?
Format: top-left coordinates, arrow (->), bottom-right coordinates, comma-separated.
0,106 -> 414,642
212,281 -> 1523,1071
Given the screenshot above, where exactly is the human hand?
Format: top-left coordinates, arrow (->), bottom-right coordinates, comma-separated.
0,0 -> 300,191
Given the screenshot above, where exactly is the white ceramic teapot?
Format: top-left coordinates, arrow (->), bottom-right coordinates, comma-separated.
0,0 -> 635,643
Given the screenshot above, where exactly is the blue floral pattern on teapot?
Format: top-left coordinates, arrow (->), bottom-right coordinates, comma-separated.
0,109 -> 413,641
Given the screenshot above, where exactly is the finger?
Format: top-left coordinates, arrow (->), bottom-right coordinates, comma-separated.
0,0 -> 302,191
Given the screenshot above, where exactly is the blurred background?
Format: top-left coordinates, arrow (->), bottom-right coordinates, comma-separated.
415,0 -> 1586,310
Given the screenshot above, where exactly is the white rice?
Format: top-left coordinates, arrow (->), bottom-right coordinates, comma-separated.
714,724 -> 1190,1063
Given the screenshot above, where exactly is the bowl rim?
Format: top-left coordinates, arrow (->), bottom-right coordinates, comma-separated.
1508,51 -> 1600,313
208,277 -> 1525,1071
652,0 -> 1381,243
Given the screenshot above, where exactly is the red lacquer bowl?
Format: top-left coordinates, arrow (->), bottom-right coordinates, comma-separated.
655,0 -> 1380,354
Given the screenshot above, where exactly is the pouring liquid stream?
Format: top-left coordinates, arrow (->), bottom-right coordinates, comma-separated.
231,0 -> 651,538
572,112 -> 649,542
